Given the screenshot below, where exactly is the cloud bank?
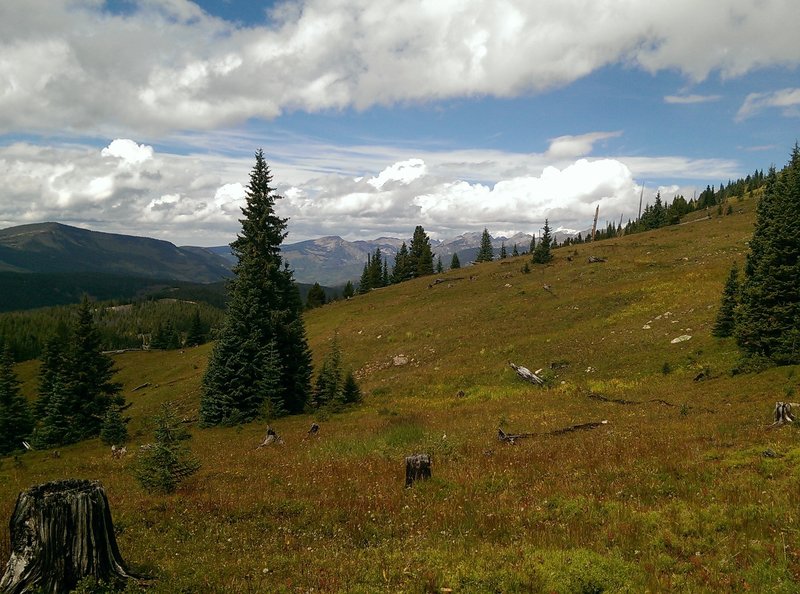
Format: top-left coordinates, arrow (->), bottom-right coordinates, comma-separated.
0,138 -> 741,245
0,0 -> 798,135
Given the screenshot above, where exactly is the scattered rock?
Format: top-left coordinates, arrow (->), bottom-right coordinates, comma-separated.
393,355 -> 409,366
670,335 -> 692,344
642,324 -> 651,330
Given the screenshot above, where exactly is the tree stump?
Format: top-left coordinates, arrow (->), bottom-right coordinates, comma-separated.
404,454 -> 431,488
0,479 -> 134,594
772,402 -> 799,426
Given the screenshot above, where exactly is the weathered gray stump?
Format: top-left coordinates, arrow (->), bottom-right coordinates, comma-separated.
405,454 -> 431,488
0,479 -> 134,594
772,402 -> 799,427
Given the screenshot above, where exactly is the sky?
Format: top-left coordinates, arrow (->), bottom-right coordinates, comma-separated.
0,0 -> 798,247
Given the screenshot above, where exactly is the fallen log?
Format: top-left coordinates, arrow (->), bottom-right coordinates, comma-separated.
549,420 -> 608,435
584,391 -> 715,413
509,363 -> 544,385
498,428 -> 536,444
405,454 -> 431,487
587,256 -> 607,263
131,382 -> 150,392
498,420 -> 609,444
0,479 -> 136,594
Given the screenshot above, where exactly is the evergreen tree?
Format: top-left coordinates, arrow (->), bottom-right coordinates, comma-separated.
409,226 -> 434,277
201,150 -> 312,424
36,296 -> 124,445
358,258 -> 372,294
342,280 -> 355,299
33,378 -> 76,448
391,242 -> 412,283
735,147 -> 800,363
531,219 -> 553,264
100,404 -> 129,446
529,234 -> 536,254
341,371 -> 362,405
152,319 -> 181,350
500,242 -> 507,259
134,402 -> 200,494
306,282 -> 327,309
512,243 -> 519,257
312,336 -> 343,408
712,263 -> 739,338
450,253 -> 461,270
475,228 -> 494,262
0,345 -> 33,455
68,296 -> 124,438
35,333 -> 67,418
185,309 -> 205,347
382,258 -> 390,287
436,256 -> 444,274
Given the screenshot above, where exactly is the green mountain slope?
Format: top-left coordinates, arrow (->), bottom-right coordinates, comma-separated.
4,196 -> 800,592
0,222 -> 232,282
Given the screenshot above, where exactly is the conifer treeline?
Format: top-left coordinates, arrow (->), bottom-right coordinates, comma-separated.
0,296 -> 126,454
0,299 -> 223,362
358,225 -> 436,292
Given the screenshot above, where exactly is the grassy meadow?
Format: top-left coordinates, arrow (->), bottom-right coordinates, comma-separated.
3,195 -> 800,592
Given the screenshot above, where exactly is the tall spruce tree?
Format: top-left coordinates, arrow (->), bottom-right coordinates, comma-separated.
531,219 -> 554,264
409,226 -> 434,277
68,296 -> 123,438
342,280 -> 355,298
475,228 -> 494,262
500,242 -> 507,259
392,242 -> 412,282
712,263 -> 739,338
735,147 -> 800,364
450,253 -> 461,269
0,345 -> 33,455
201,150 -> 312,424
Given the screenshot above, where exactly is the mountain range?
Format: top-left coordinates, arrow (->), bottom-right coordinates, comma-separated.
216,230 -> 575,286
0,222 -> 577,290
0,222 -> 232,283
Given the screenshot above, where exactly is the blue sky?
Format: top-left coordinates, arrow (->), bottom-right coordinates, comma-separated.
0,0 -> 798,246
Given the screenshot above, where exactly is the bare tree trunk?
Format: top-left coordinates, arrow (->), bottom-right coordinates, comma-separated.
0,479 -> 134,594
405,454 -> 431,487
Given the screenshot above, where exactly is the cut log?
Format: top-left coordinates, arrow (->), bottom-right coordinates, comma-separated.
0,479 -> 135,594
587,255 -> 607,263
404,454 -> 431,488
509,363 -> 544,386
772,402 -> 799,427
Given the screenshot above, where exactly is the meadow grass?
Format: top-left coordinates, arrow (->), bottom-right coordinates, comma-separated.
3,198 -> 800,592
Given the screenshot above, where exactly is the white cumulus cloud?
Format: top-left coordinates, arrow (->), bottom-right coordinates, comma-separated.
0,0 -> 797,135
